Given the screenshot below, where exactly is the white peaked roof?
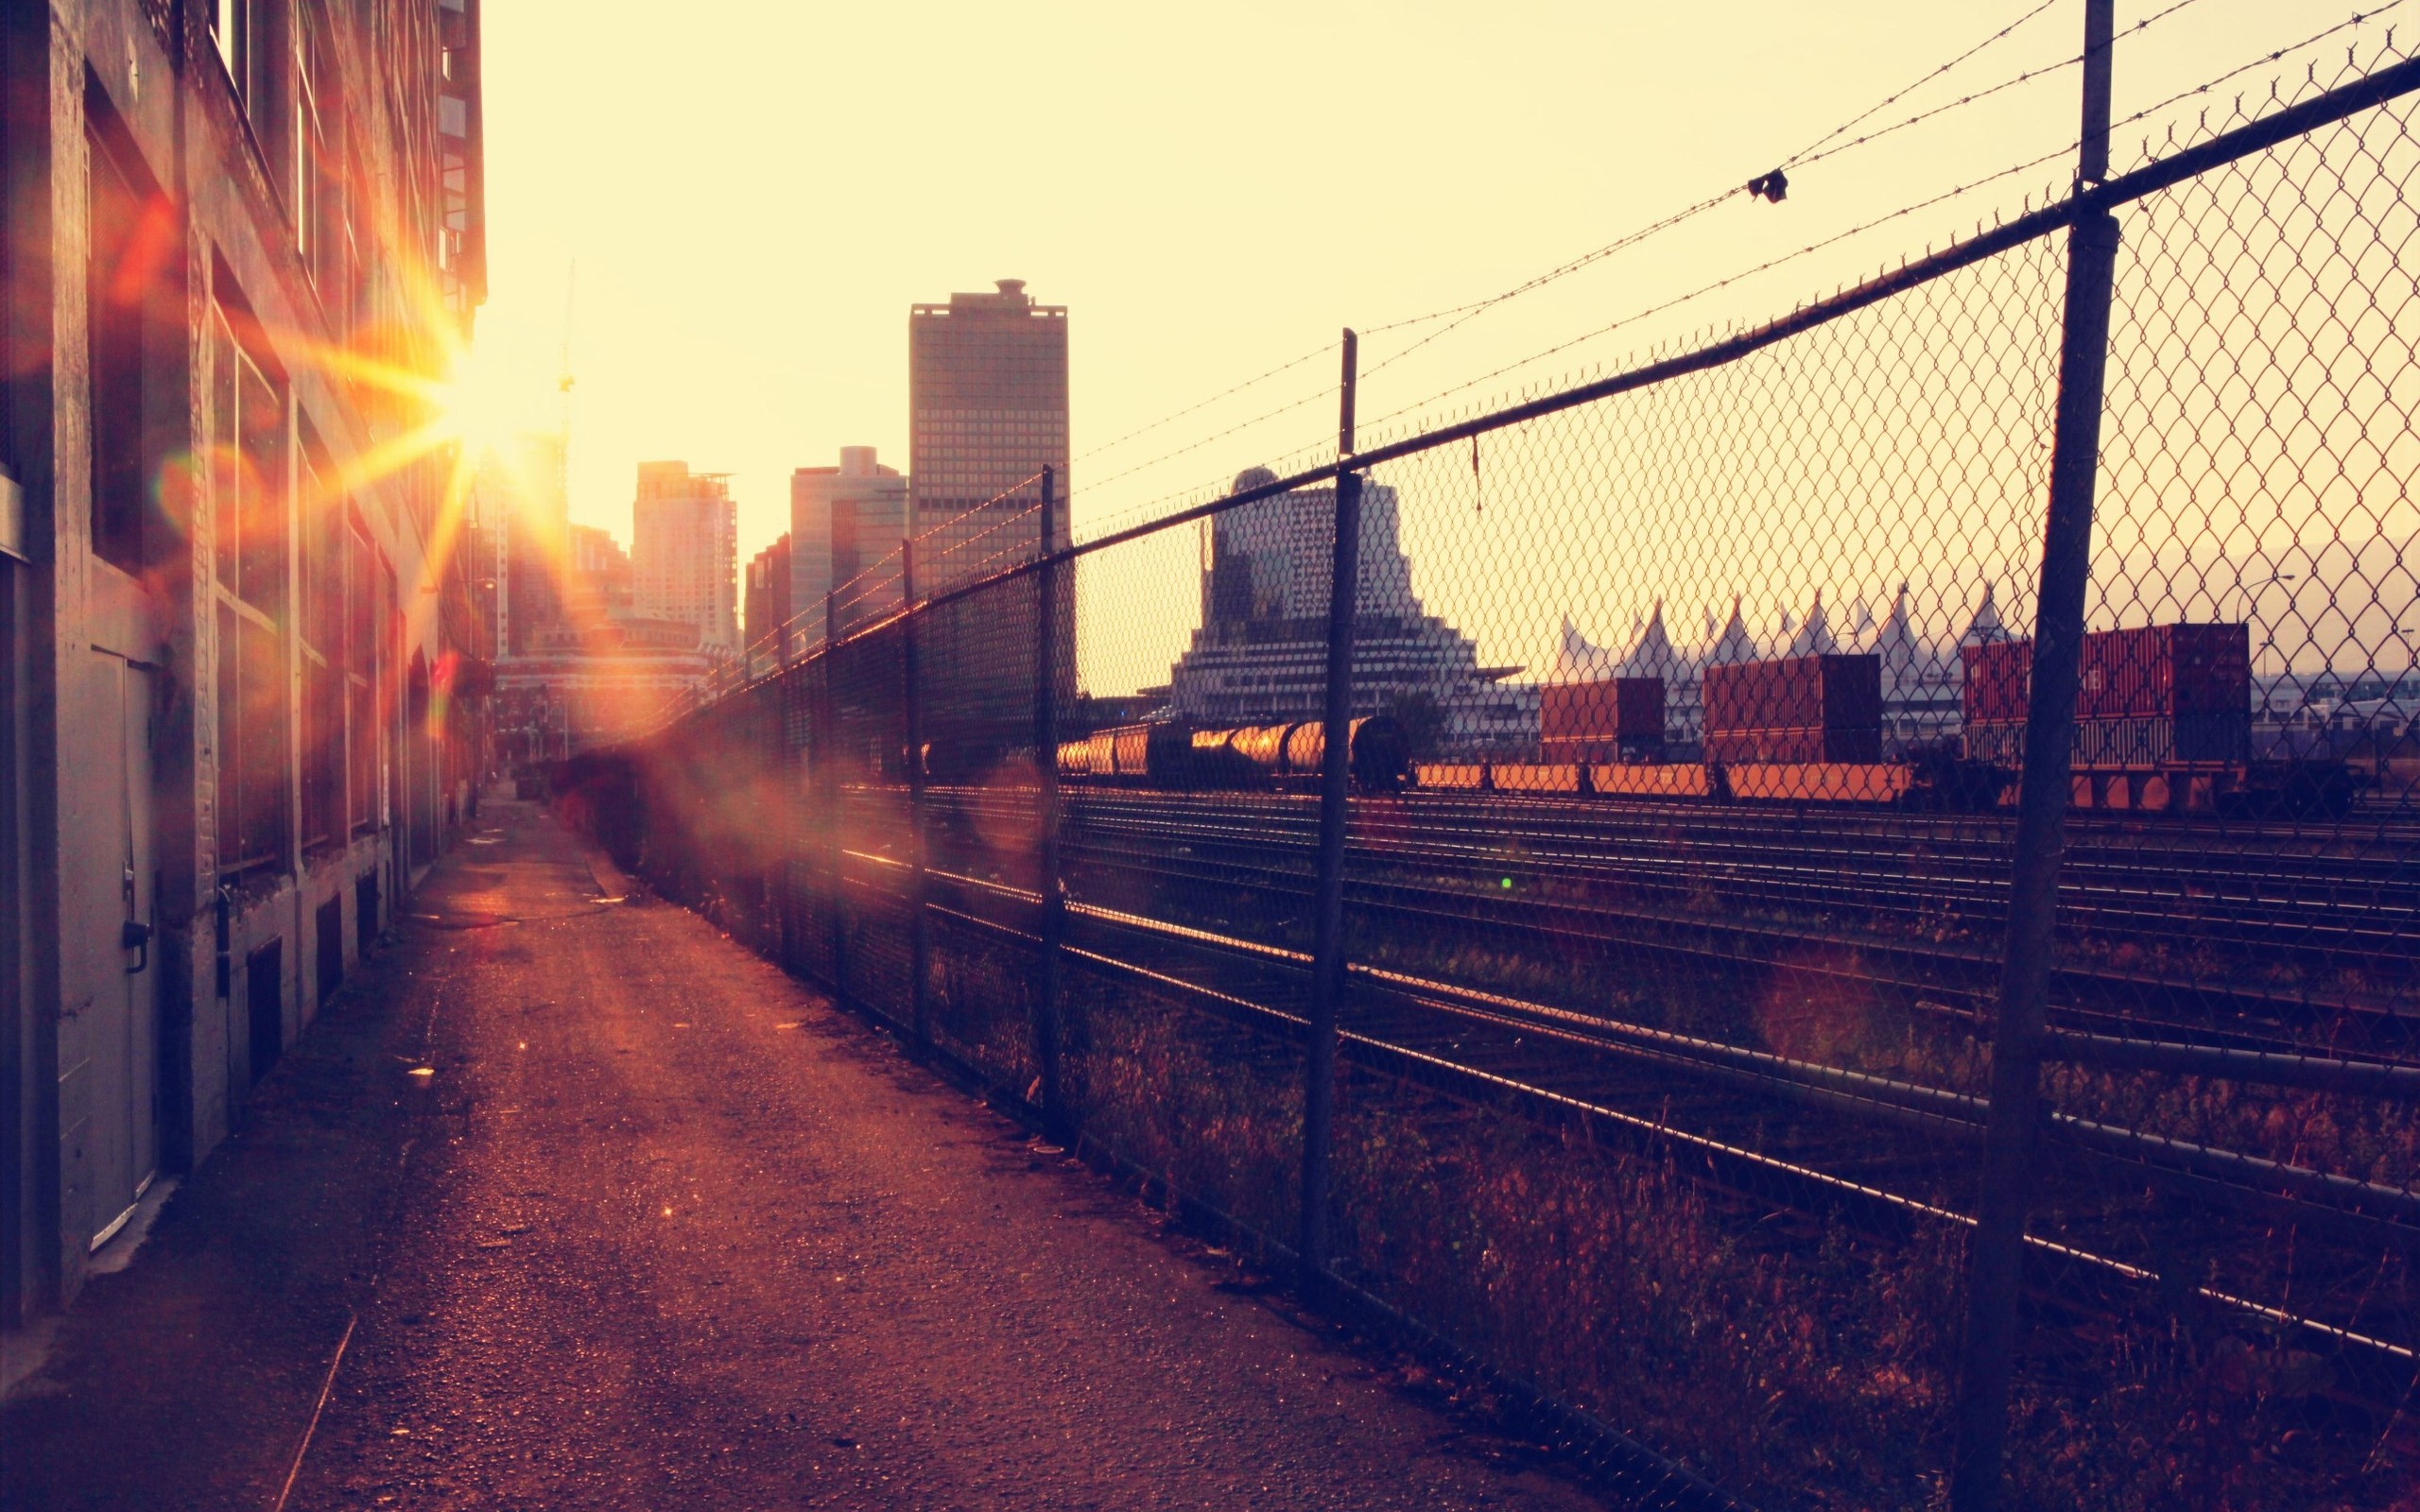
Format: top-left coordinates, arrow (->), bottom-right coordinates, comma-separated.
1548,614 -> 1620,682
1851,597 -> 1876,642
1873,582 -> 1945,695
1963,581 -> 2010,644
1616,599 -> 1679,679
1786,590 -> 1840,657
1707,597 -> 1760,664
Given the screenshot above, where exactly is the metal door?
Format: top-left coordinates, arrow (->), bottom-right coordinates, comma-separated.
86,655 -> 160,1247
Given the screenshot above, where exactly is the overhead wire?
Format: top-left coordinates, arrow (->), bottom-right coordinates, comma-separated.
1354,0 -> 2395,439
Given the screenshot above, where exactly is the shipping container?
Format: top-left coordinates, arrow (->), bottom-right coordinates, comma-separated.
1960,623 -> 2250,724
1961,640 -> 2032,724
1542,679 -> 1666,742
1703,654 -> 1881,743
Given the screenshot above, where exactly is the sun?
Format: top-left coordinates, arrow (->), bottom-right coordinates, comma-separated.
430,339 -> 538,458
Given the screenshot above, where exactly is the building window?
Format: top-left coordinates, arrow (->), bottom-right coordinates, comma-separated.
298,434 -> 342,850
87,116 -> 164,574
212,303 -> 290,875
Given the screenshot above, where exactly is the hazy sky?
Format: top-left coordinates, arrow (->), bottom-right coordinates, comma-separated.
463,1 -> 2401,568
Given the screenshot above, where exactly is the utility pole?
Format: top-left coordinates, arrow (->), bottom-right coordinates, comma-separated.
1033,467 -> 1066,1135
903,540 -> 929,1055
1298,331 -> 1361,1291
1950,4 -> 2117,1507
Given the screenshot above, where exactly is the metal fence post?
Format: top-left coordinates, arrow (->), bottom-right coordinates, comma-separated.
903,540 -> 930,1053
1033,467 -> 1066,1134
823,590 -> 847,1004
1299,330 -> 1361,1290
1951,5 -> 2117,1506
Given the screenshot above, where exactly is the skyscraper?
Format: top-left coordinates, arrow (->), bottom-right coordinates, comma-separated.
791,446 -> 909,642
907,282 -> 1075,765
908,279 -> 1069,588
631,462 -> 738,658
744,534 -> 794,675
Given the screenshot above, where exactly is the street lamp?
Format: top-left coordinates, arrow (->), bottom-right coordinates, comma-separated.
2236,571 -> 2297,710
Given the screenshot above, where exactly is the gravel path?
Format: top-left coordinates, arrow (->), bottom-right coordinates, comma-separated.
5,800 -> 1607,1511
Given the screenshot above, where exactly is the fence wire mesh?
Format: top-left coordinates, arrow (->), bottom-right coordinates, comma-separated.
570,39 -> 2420,1512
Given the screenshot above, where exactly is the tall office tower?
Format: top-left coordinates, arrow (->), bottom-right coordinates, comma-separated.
477,432 -> 570,656
631,462 -> 739,658
908,279 -> 1069,588
565,524 -> 634,627
744,534 -> 794,674
790,447 -> 910,642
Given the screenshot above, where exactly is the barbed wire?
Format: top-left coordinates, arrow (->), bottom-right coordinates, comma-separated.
1355,3 -> 2411,442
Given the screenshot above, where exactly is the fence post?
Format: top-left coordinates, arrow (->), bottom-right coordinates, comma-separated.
903,540 -> 930,1054
1032,467 -> 1066,1135
1951,4 -> 2117,1506
1298,330 -> 1361,1291
824,590 -> 847,1004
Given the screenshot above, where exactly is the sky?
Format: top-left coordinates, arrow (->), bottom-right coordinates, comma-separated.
459,2 -> 2392,545
455,2 -> 2418,686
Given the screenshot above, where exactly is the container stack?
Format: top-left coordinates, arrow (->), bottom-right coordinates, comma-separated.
1540,678 -> 1667,762
1962,624 -> 2251,769
1701,654 -> 1883,765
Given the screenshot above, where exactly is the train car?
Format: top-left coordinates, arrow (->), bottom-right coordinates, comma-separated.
1962,624 -> 2350,815
1060,716 -> 1410,793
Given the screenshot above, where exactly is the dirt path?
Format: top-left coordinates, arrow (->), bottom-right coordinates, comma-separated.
4,800 -> 1607,1511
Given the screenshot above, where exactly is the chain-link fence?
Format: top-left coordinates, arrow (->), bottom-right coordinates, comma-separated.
576,33 -> 2419,1512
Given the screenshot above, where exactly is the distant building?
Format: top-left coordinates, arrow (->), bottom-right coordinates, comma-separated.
791,447 -> 909,642
1549,584 -> 2011,753
907,282 -> 1075,765
909,279 -> 1069,587
744,534 -> 795,675
567,524 -> 635,624
1167,469 -> 1536,751
475,432 -> 568,656
632,462 -> 738,658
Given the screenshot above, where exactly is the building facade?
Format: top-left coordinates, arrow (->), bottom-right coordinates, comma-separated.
1166,469 -> 1536,751
908,279 -> 1068,588
789,445 -> 907,644
1,0 -> 487,1326
631,460 -> 735,659
743,532 -> 791,676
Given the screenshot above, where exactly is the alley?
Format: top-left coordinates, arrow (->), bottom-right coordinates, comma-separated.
2,800 -> 1605,1512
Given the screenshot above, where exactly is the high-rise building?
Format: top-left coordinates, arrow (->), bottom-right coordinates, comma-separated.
744,534 -> 794,675
475,432 -> 568,655
567,524 -> 634,625
631,462 -> 738,658
791,446 -> 909,643
1166,468 -> 1537,752
908,279 -> 1069,588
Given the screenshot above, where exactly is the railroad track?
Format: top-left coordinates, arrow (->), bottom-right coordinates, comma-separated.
909,783 -> 2420,1030
787,843 -> 2419,1387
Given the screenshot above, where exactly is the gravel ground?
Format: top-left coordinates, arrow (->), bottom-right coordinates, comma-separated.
3,800 -> 1610,1511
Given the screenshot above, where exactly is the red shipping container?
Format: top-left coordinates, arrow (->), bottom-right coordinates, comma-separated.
2080,623 -> 2248,718
1703,655 -> 1880,738
1962,624 -> 2248,724
1542,679 -> 1666,744
1961,641 -> 2032,724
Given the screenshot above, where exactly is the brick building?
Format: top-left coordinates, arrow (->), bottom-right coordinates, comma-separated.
0,0 -> 487,1326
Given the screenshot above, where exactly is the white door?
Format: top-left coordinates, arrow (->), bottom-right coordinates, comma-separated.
86,655 -> 160,1246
